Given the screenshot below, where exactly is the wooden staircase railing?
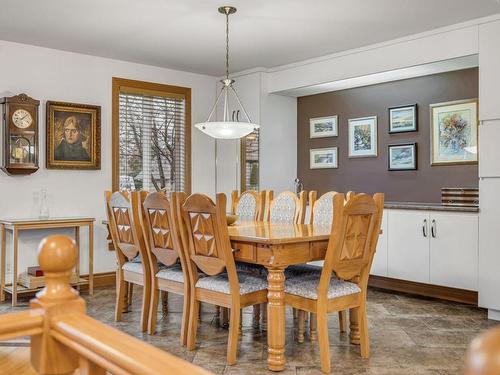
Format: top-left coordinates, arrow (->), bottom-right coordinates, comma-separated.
0,234 -> 212,375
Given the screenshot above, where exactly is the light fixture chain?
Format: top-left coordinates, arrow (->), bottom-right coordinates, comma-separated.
225,9 -> 230,80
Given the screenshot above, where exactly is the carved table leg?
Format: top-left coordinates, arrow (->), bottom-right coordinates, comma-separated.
267,267 -> 286,371
349,307 -> 360,345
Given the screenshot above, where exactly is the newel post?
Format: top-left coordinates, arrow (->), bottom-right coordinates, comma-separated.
30,235 -> 86,375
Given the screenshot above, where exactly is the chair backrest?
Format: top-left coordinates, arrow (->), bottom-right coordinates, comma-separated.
268,190 -> 307,224
178,193 -> 240,293
311,191 -> 339,227
105,191 -> 150,271
141,192 -> 187,273
230,190 -> 265,221
318,193 -> 384,299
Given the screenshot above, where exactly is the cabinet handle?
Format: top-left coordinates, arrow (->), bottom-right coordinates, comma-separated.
231,110 -> 235,121
236,110 -> 240,122
422,219 -> 428,237
431,219 -> 436,238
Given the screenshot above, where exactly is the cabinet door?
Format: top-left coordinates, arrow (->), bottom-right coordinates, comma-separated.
429,213 -> 478,291
371,210 -> 388,276
388,211 -> 430,283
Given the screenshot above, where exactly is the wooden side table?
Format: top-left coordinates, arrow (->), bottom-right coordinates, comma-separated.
0,217 -> 95,306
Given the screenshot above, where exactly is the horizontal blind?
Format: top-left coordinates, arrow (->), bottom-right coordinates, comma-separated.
243,129 -> 259,191
118,91 -> 186,193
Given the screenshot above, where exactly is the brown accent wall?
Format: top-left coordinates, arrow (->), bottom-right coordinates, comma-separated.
297,68 -> 479,203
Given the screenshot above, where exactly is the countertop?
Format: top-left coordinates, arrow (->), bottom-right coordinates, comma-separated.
384,201 -> 479,213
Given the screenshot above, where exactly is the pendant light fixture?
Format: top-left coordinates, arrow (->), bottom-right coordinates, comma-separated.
195,6 -> 259,139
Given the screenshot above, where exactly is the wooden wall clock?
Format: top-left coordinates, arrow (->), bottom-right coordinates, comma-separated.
0,93 -> 40,175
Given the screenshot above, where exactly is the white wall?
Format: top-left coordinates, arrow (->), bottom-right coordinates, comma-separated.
0,40 -> 217,278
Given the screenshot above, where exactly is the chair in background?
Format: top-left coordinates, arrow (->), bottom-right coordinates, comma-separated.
231,190 -> 265,221
268,190 -> 307,224
105,191 -> 151,332
284,193 -> 384,373
140,191 -> 191,344
178,193 -> 268,365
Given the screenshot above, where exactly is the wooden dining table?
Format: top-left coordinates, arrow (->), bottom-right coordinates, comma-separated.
228,220 -> 332,372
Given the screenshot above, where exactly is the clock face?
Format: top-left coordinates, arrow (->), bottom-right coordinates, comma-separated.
12,109 -> 33,129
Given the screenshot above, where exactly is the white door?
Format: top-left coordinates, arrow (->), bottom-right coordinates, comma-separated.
388,211 -> 430,283
371,210 -> 388,276
429,213 -> 478,291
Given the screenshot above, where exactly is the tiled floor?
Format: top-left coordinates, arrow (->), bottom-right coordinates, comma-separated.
1,287 -> 498,374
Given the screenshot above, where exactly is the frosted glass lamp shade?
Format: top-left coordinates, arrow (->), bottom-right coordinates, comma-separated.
195,121 -> 259,139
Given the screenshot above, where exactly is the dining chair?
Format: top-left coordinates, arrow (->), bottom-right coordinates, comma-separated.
105,190 -> 151,332
284,192 -> 384,373
231,189 -> 267,327
178,193 -> 268,365
140,191 -> 191,344
231,190 -> 265,221
268,190 -> 307,224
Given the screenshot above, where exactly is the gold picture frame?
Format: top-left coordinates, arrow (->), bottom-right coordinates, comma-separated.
430,99 -> 478,166
46,101 -> 101,169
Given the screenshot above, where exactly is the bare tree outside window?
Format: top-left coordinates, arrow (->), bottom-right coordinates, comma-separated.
119,92 -> 186,193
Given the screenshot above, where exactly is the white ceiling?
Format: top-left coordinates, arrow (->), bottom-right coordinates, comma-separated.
0,0 -> 499,76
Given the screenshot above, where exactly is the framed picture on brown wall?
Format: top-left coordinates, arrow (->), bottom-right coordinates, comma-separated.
46,101 -> 101,169
388,143 -> 417,171
430,99 -> 478,166
388,104 -> 417,133
310,147 -> 338,169
309,115 -> 338,138
348,116 -> 377,158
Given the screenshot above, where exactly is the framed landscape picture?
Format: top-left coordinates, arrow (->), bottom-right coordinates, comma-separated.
309,115 -> 338,138
430,99 -> 478,166
348,116 -> 377,157
388,143 -> 417,171
389,104 -> 417,133
310,147 -> 338,169
46,101 -> 101,169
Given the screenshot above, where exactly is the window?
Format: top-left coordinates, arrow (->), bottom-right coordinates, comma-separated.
240,129 -> 259,191
112,78 -> 191,193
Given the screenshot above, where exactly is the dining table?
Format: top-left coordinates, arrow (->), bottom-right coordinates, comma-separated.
228,220 -> 337,372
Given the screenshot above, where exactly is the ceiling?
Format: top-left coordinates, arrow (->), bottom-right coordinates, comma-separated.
0,0 -> 499,76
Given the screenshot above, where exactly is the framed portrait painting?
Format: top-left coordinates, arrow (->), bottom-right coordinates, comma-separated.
310,147 -> 338,169
46,101 -> 101,169
388,104 -> 417,133
430,99 -> 478,166
309,115 -> 338,138
388,143 -> 417,171
348,116 -> 377,158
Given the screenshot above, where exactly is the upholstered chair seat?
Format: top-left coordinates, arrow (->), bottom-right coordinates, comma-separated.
285,273 -> 361,300
155,263 -> 185,283
196,272 -> 267,295
284,264 -> 322,278
236,262 -> 267,276
122,261 -> 144,274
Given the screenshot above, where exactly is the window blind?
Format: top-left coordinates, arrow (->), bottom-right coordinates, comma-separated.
242,129 -> 259,191
118,91 -> 186,193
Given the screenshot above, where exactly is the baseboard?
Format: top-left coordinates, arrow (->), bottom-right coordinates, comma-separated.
368,275 -> 478,305
80,271 -> 116,289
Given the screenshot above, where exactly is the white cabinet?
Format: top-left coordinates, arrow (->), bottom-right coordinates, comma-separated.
384,209 -> 478,291
371,211 -> 388,276
429,213 -> 478,291
479,20 -> 500,121
388,211 -> 430,283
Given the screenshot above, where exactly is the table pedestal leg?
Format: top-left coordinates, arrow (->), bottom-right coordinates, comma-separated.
267,267 -> 286,371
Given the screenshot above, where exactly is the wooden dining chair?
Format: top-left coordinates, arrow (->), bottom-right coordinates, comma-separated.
284,192 -> 384,373
268,190 -> 307,224
140,191 -> 191,344
105,191 -> 151,332
231,190 -> 265,221
178,193 -> 268,365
